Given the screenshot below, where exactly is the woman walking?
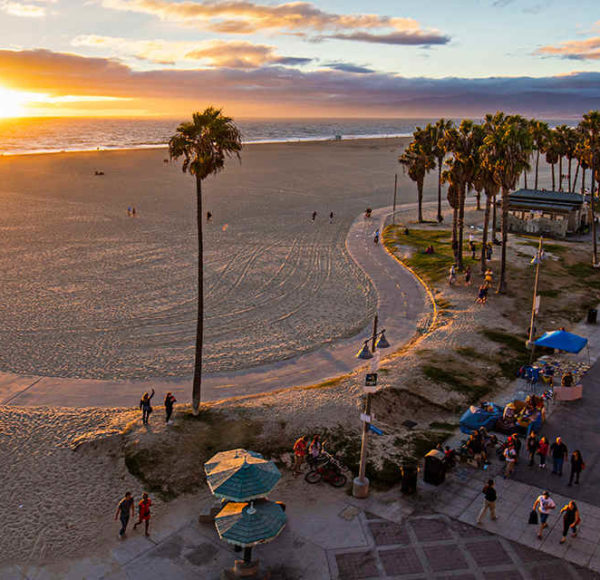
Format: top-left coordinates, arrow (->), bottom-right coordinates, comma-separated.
537,436 -> 549,469
133,492 -> 152,537
164,392 -> 177,425
560,501 -> 581,543
139,389 -> 155,425
568,450 -> 584,486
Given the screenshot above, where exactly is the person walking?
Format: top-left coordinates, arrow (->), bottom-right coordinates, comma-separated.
537,436 -> 549,468
477,479 -> 497,524
464,266 -> 472,286
550,436 -> 568,476
560,501 -> 581,543
133,492 -> 152,537
448,265 -> 457,286
568,450 -> 584,486
503,444 -> 517,478
292,435 -> 309,475
164,392 -> 176,425
206,211 -> 213,222
115,491 -> 135,538
374,229 -> 380,245
533,490 -> 556,539
311,211 -> 317,222
526,432 -> 539,467
329,211 -> 334,223
470,240 -> 477,260
139,389 -> 155,425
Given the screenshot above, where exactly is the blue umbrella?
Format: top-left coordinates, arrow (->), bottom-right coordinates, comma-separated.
214,499 -> 287,548
534,330 -> 588,353
204,448 -> 281,501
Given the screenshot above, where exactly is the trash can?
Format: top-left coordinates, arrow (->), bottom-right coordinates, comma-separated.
423,449 -> 445,485
400,462 -> 418,495
587,308 -> 597,324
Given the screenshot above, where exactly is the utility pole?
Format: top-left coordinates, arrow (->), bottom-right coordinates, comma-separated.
592,150 -> 598,268
527,236 -> 543,363
392,174 -> 398,224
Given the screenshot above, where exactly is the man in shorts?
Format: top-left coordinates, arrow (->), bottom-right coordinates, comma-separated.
533,490 -> 556,539
293,435 -> 309,475
115,491 -> 135,538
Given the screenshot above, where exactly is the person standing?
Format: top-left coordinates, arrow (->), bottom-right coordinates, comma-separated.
526,432 -> 539,467
533,490 -> 556,539
115,491 -> 135,538
503,444 -> 517,478
206,211 -> 213,222
292,435 -> 309,475
550,437 -> 568,476
374,229 -> 380,245
477,479 -> 497,524
329,211 -> 334,223
537,436 -> 549,468
311,211 -> 317,221
308,435 -> 323,467
568,450 -> 584,486
139,389 -> 155,425
164,392 -> 177,425
464,266 -> 472,286
133,492 -> 152,537
560,501 -> 581,543
470,241 -> 477,260
448,265 -> 457,286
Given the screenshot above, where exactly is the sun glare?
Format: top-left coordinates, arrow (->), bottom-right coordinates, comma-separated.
0,88 -> 31,118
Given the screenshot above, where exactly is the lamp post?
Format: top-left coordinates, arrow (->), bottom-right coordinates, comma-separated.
352,314 -> 390,499
392,173 -> 398,224
527,236 -> 543,363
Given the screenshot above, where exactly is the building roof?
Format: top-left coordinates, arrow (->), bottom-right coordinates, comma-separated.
508,189 -> 583,212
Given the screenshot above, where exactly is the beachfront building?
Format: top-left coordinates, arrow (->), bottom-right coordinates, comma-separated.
505,189 -> 588,239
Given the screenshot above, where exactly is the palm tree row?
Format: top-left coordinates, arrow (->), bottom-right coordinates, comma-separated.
400,110 -> 600,292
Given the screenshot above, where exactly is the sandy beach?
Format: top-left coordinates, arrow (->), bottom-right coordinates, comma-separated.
0,137 -> 431,381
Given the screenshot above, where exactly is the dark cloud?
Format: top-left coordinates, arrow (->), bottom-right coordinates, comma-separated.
323,62 -> 375,74
2,49 -> 600,116
323,31 -> 449,45
275,56 -> 313,66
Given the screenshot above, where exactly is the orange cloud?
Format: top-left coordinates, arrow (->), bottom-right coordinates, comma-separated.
101,0 -> 450,45
72,35 -> 311,68
537,36 -> 600,60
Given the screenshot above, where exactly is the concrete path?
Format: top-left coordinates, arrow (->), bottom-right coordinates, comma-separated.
0,206 -> 429,407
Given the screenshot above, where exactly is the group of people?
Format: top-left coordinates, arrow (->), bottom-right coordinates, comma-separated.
126,206 -> 137,217
115,490 -> 153,538
292,434 -> 324,474
139,389 -> 177,425
311,210 -> 335,223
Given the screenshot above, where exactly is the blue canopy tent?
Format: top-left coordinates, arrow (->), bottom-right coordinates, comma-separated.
534,329 -> 589,363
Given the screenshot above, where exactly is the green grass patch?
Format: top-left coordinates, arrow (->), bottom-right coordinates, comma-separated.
479,329 -> 527,352
565,262 -> 596,279
455,346 -> 485,359
421,364 -> 490,402
537,289 -> 560,298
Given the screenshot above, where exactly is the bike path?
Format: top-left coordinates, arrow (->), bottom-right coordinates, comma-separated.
0,205 -> 429,408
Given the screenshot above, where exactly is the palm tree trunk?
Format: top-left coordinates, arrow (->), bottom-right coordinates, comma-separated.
492,192 -> 498,242
192,174 -> 204,414
437,162 -> 443,222
523,170 -> 528,189
497,186 -> 509,293
452,205 -> 458,265
568,158 -> 573,192
592,168 -> 598,266
573,161 -> 580,194
476,189 -> 481,211
481,193 -> 491,273
417,179 -> 424,223
534,150 -> 540,190
559,156 -> 563,191
457,184 -> 466,270
551,163 -> 556,190
581,167 -> 586,197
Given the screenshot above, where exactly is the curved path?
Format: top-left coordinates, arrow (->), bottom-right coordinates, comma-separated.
0,206 -> 429,408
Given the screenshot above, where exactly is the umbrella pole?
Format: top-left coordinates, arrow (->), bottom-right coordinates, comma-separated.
243,546 -> 252,564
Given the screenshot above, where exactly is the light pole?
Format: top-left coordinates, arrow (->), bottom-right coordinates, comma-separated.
527,236 -> 543,363
352,314 -> 390,499
592,149 -> 598,268
392,173 -> 398,224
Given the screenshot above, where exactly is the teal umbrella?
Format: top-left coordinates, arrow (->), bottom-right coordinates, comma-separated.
204,449 -> 281,501
214,499 -> 287,548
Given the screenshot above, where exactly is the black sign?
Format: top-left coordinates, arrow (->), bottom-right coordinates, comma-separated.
365,373 -> 378,386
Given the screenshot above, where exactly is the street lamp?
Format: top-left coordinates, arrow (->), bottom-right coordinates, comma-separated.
353,314 -> 390,499
526,236 -> 543,363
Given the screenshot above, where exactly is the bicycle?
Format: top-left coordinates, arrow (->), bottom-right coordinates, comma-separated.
304,450 -> 347,487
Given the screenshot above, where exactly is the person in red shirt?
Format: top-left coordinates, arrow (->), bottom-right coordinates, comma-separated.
292,436 -> 309,475
133,492 -> 152,536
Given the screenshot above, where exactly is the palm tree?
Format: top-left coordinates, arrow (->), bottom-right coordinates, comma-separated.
579,110 -> 600,265
473,161 -> 500,273
399,128 -> 435,222
563,126 -> 579,192
427,119 -> 453,222
554,125 -> 571,191
481,113 -> 533,293
545,130 -> 560,190
529,119 -> 549,190
169,108 -> 242,413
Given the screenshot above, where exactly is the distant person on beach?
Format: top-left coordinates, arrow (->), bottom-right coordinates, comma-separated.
140,389 -> 155,425
312,211 -> 317,221
132,206 -> 136,217
127,207 -> 132,217
448,265 -> 456,286
374,229 -> 380,245
464,266 -> 472,286
329,211 -> 334,223
470,241 -> 477,259
207,211 -> 212,223
133,492 -> 152,536
164,392 -> 176,425
115,491 -> 135,538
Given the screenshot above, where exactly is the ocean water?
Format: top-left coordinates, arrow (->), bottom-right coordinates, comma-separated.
0,116 -> 578,156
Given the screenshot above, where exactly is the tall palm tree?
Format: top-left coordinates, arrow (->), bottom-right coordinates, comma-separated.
554,125 -> 571,191
579,110 -> 600,265
545,129 -> 560,190
529,119 -> 549,190
473,161 -> 500,273
399,128 -> 435,223
169,108 -> 242,413
481,113 -> 532,293
563,126 -> 579,192
427,119 -> 453,222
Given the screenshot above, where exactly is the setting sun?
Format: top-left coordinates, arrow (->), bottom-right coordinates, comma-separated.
0,87 -> 32,118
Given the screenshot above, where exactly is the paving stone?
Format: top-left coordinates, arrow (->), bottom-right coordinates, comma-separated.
379,547 -> 423,576
434,575 -> 476,580
423,544 -> 469,573
527,561 -> 577,580
465,539 -> 509,567
509,541 -> 546,564
410,518 -> 454,542
448,519 -> 491,538
483,570 -> 524,580
335,551 -> 379,579
369,521 -> 411,546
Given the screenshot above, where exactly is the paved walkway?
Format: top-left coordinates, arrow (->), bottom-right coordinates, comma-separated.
0,206 -> 428,407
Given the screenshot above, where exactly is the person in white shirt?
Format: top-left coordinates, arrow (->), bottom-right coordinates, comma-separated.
533,490 -> 556,539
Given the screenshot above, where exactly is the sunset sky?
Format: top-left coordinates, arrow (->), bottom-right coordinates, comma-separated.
0,0 -> 598,117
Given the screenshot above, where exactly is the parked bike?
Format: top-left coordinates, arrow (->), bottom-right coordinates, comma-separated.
305,451 -> 347,487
